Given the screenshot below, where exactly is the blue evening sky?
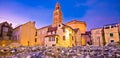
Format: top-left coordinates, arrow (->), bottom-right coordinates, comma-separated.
0,0 -> 120,31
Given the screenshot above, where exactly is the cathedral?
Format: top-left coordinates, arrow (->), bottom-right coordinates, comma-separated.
37,2 -> 87,47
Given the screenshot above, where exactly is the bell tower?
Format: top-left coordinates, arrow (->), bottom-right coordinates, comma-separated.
52,2 -> 63,27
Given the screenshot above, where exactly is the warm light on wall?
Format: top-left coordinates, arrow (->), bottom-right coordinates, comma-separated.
65,28 -> 70,39
2,44 -> 5,47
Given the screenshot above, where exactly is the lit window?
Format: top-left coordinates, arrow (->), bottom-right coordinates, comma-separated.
110,33 -> 113,37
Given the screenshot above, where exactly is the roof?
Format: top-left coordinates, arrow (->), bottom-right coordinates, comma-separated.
14,25 -> 22,30
85,31 -> 91,34
0,21 -> 13,29
62,24 -> 73,30
66,20 -> 86,25
47,26 -> 57,32
104,23 -> 118,26
73,28 -> 79,33
0,21 -> 7,24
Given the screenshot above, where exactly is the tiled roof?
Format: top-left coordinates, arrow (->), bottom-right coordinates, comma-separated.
85,31 -> 91,34
61,24 -> 73,30
47,26 -> 57,32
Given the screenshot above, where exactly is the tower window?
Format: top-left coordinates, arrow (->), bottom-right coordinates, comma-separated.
59,24 -> 61,27
110,33 -> 113,37
110,40 -> 114,43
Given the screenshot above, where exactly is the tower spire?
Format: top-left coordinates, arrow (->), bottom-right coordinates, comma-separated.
52,2 -> 63,27
55,2 -> 61,10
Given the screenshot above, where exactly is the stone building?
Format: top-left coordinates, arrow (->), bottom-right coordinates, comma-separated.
91,23 -> 120,46
103,23 -> 120,44
37,2 -> 85,47
66,20 -> 86,34
37,25 -> 50,46
66,20 -> 87,46
0,21 -> 13,46
74,28 -> 81,46
44,24 -> 75,47
13,21 -> 37,46
91,28 -> 103,46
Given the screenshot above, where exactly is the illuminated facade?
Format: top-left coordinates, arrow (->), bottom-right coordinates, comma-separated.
66,20 -> 86,34
91,23 -> 120,46
53,2 -> 63,27
37,26 -> 49,46
13,21 -> 37,46
74,28 -> 81,46
103,23 -> 120,44
11,2 -> 86,47
44,24 -> 75,47
37,2 -> 77,47
66,20 -> 87,46
91,28 -> 103,46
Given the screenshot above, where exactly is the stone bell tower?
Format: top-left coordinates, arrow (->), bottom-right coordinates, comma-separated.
52,2 -> 63,27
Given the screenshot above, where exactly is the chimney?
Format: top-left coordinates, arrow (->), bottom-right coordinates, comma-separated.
10,23 -> 12,27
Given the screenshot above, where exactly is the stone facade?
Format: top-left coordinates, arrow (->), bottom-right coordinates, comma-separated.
53,2 -> 63,27
91,28 -> 103,46
66,20 -> 86,34
13,21 -> 37,46
11,2 -> 85,47
74,28 -> 81,46
44,24 -> 75,47
37,3 -> 80,47
37,26 -> 50,46
0,22 -> 13,46
103,23 -> 120,44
